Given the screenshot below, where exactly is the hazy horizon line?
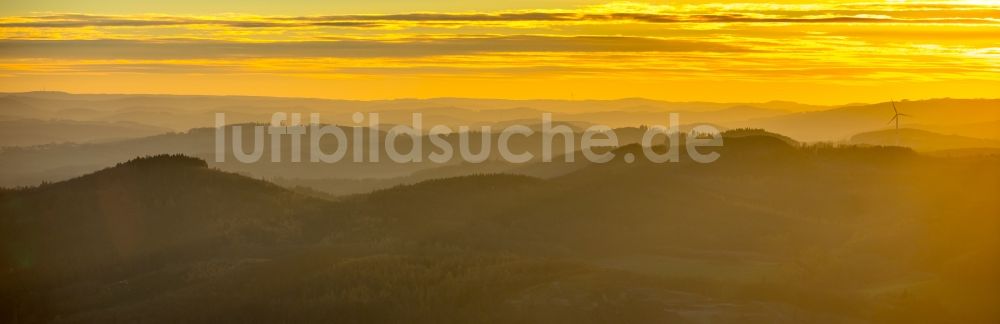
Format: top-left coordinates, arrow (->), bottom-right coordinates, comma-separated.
6,90 -> 996,107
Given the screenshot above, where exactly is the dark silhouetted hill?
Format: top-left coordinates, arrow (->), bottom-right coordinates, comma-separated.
0,155 -> 335,284
1,140 -> 998,323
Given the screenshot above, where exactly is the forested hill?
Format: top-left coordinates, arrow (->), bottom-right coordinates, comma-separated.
1,142 -> 998,322
0,155 -> 336,279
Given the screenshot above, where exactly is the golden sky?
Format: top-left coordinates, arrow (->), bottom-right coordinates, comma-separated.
1,1 -> 998,104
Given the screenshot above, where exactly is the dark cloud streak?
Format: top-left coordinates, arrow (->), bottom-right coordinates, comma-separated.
0,36 -> 750,60
2,11 -> 996,29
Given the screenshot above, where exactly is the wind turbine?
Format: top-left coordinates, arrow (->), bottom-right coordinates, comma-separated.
888,99 -> 911,146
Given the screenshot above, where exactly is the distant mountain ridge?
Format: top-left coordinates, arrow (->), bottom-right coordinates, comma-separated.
849,128 -> 1000,152
1,92 -> 996,147
0,118 -> 170,146
733,98 -> 1000,142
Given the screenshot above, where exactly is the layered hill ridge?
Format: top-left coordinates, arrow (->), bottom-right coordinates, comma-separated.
2,92 -> 996,145
2,93 -> 998,189
849,128 -> 1000,152
1,135 -> 999,322
734,98 -> 1000,142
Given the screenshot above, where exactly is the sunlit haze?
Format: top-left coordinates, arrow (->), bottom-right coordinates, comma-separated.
2,2 -> 999,323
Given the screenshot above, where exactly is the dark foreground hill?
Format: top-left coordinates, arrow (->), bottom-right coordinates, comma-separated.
1,155 -> 336,274
1,143 -> 998,323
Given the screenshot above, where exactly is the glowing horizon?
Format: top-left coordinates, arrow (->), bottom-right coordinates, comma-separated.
1,1 -> 999,105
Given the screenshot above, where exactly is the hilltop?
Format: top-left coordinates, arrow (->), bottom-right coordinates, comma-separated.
0,154 -> 335,276
849,128 -> 1000,152
2,139 -> 997,322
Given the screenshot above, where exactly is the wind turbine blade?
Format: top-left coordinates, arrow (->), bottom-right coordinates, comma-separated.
891,100 -> 898,114
898,113 -> 912,117
888,115 -> 898,124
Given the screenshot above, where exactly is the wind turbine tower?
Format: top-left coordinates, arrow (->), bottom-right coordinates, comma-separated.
888,100 -> 911,146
